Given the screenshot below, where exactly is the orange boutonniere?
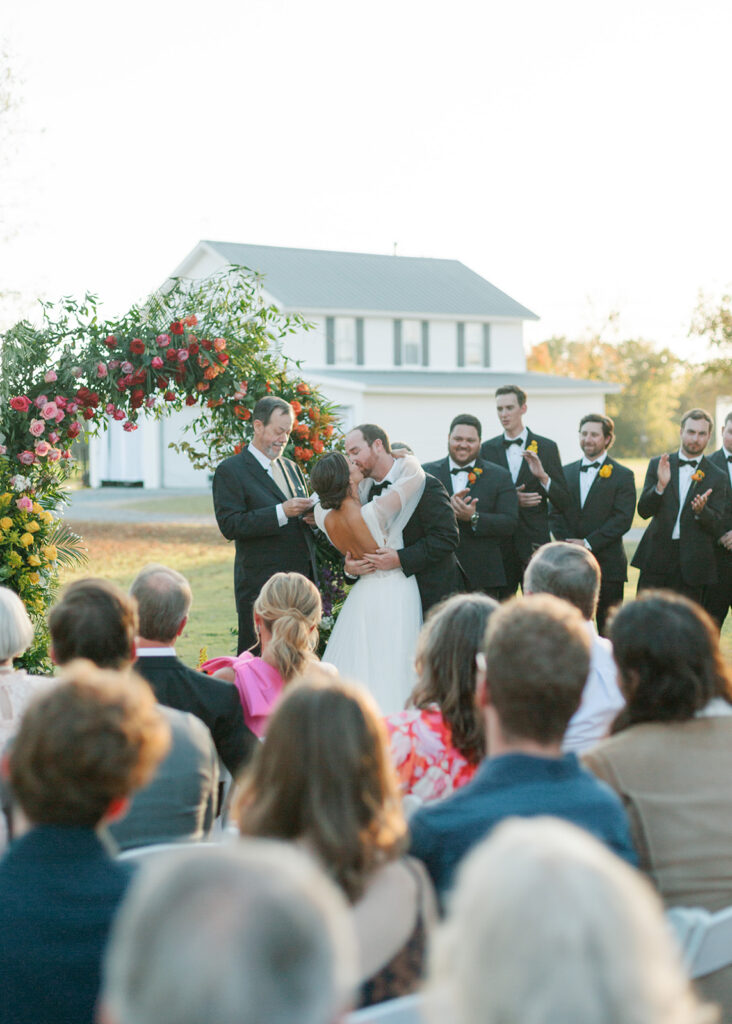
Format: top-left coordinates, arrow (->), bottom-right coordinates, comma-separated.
526,440 -> 538,454
467,467 -> 483,486
691,469 -> 705,482
598,464 -> 612,478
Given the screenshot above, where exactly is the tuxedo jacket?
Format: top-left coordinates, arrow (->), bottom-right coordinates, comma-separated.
706,448 -> 732,572
422,456 -> 518,591
481,429 -> 570,563
213,447 -> 317,611
549,456 -> 636,582
134,654 -> 256,776
631,452 -> 727,585
397,473 -> 464,615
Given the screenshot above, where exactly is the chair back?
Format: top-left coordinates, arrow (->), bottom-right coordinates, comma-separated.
668,905 -> 732,979
348,993 -> 424,1023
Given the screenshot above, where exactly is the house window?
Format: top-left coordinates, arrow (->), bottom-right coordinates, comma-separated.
326,317 -> 364,365
458,322 -> 491,367
402,320 -> 422,365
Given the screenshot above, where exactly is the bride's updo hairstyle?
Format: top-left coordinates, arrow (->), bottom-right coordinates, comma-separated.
310,452 -> 351,510
253,572 -> 322,682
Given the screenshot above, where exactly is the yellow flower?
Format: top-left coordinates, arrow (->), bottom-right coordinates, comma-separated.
27,554 -> 41,567
19,532 -> 34,548
40,509 -> 53,525
599,464 -> 612,478
26,520 -> 40,533
0,517 -> 12,530
41,544 -> 57,562
527,440 -> 539,454
0,493 -> 11,508
198,646 -> 209,669
7,551 -> 22,569
32,502 -> 42,515
26,572 -> 40,585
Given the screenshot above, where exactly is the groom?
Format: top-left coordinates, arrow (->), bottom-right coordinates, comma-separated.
344,424 -> 463,613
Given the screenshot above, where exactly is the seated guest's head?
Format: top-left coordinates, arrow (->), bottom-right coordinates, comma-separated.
236,676 -> 405,902
7,660 -> 170,828
478,595 -> 590,753
610,591 -> 732,733
410,593 -> 498,765
253,572 -> 322,682
0,586 -> 34,665
129,564 -> 192,644
524,541 -> 601,622
48,578 -> 137,669
310,451 -> 358,510
427,816 -> 713,1024
101,842 -> 355,1024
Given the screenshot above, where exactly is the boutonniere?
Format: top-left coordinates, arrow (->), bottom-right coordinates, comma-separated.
467,467 -> 483,486
691,469 -> 705,482
526,440 -> 538,454
598,464 -> 612,478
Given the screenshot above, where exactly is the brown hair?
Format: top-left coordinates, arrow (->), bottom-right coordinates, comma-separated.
236,675 -> 406,902
483,595 -> 590,744
310,452 -> 351,510
10,660 -> 170,827
579,413 -> 615,448
680,408 -> 713,429
254,572 -> 322,682
495,385 -> 527,406
410,594 -> 498,764
351,424 -> 391,454
49,578 -> 137,669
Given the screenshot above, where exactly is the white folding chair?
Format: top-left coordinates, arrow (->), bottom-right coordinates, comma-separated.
348,993 -> 424,1023
667,905 -> 732,979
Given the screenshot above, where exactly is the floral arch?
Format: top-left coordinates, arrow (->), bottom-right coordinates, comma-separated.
0,268 -> 344,671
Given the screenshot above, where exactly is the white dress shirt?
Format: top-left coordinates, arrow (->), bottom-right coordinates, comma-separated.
503,429 -> 527,483
249,444 -> 287,527
723,448 -> 732,488
562,622 -> 625,754
672,449 -> 698,540
579,452 -> 607,509
448,457 -> 473,494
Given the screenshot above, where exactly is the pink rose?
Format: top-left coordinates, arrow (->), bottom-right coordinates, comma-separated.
151,356 -> 164,369
48,430 -> 60,443
16,496 -> 33,512
44,370 -> 58,383
72,366 -> 83,378
105,403 -> 116,414
40,402 -> 58,421
108,360 -> 121,370
177,348 -> 190,362
66,401 -> 79,414
0,445 -> 6,456
54,409 -> 65,423
10,396 -> 31,412
55,395 -> 67,408
121,362 -> 134,374
17,451 -> 35,465
156,334 -> 170,347
47,447 -> 61,462
113,408 -> 126,421
123,421 -> 138,432
67,422 -> 81,439
145,396 -> 156,408
34,395 -> 48,409
96,362 -> 108,379
104,335 -> 117,349
29,419 -> 45,437
61,449 -> 71,459
34,441 -> 50,457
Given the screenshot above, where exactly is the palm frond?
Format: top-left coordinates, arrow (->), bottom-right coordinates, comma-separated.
47,519 -> 88,570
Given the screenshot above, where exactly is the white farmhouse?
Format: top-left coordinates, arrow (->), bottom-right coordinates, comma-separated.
89,241 -> 615,487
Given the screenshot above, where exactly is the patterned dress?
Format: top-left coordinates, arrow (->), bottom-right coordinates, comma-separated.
385,705 -> 477,804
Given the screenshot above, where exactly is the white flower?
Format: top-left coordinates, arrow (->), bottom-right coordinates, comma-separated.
9,474 -> 30,491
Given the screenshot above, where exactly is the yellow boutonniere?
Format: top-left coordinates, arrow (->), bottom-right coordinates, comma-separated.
467,467 -> 483,485
598,464 -> 612,478
691,469 -> 705,482
527,440 -> 538,454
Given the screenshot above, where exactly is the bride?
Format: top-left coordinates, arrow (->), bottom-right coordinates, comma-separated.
310,451 -> 425,714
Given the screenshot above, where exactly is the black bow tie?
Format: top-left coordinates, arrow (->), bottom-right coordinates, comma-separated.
679,459 -> 698,468
580,462 -> 601,472
502,437 -> 523,448
726,455 -> 732,464
371,480 -> 391,496
451,465 -> 474,475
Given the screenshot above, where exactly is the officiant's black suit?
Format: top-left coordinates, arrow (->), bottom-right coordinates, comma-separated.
213,447 -> 317,653
422,456 -> 518,596
549,455 -> 636,633
398,473 -> 464,614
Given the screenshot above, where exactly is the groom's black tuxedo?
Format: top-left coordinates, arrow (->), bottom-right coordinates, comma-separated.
422,456 -> 518,595
690,447 -> 732,626
213,446 -> 317,653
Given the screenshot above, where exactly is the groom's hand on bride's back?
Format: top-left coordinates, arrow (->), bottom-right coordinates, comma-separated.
344,551 -> 376,576
363,547 -> 400,571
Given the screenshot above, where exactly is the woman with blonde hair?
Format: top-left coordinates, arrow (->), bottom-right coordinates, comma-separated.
235,675 -> 437,1007
201,572 -> 324,737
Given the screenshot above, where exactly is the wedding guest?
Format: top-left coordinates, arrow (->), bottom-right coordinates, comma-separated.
385,593 -> 497,804
583,592 -> 732,1020
202,572 -> 326,738
48,578 -> 219,851
0,662 -> 170,1024
101,842 -> 356,1024
524,542 -> 624,753
235,675 -> 437,1007
426,817 -> 716,1024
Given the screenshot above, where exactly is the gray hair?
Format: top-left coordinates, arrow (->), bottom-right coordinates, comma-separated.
101,840 -> 356,1024
428,817 -> 715,1024
524,542 -> 601,621
129,564 -> 192,644
0,586 -> 34,662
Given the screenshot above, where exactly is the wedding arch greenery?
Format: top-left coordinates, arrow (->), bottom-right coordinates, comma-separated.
0,267 -> 345,672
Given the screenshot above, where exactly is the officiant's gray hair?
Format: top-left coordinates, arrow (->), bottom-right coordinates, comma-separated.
252,396 -> 293,425
130,564 -> 192,644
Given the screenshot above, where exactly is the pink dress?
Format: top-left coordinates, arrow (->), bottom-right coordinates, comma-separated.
385,706 -> 478,804
201,652 -> 285,738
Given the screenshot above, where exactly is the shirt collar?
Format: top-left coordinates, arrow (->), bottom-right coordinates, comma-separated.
581,452 -> 607,467
136,646 -> 177,657
503,428 -> 527,445
249,444 -> 272,471
448,457 -> 474,472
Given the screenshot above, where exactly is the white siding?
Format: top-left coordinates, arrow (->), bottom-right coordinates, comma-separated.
428,321 -> 458,370
282,316 -> 327,366
363,317 -> 393,367
489,322 -> 526,371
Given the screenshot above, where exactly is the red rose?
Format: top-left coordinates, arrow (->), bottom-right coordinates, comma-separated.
166,349 -> 178,362
10,396 -> 31,412
201,339 -> 212,351
88,391 -> 100,407
188,342 -> 199,355
296,383 -> 310,395
104,335 -> 117,349
217,353 -> 230,366
156,377 -> 168,390
265,381 -> 272,393
132,369 -> 146,385
130,338 -> 145,354
185,394 -> 197,406
67,422 -> 81,439
164,390 -> 176,402
170,321 -> 184,335
151,356 -> 164,370
130,390 -> 145,409
83,408 -> 95,420
123,421 -> 138,432
61,449 -> 72,459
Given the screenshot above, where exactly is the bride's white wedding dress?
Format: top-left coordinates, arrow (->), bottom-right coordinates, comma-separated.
314,456 -> 425,715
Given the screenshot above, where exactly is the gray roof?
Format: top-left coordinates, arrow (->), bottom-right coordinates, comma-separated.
202,241 -> 538,320
310,368 -> 617,392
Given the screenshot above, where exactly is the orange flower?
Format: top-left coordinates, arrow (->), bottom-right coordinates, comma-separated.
213,337 -> 226,351
691,469 -> 705,482
234,405 -> 251,420
296,382 -> 310,395
204,367 -> 218,380
290,400 -> 302,415
312,439 -> 324,454
196,382 -> 210,392
294,423 -> 309,438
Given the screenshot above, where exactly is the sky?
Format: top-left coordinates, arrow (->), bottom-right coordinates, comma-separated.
2,0 -> 731,358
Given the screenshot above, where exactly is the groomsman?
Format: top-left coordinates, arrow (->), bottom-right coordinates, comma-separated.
632,408 -> 728,603
481,385 -> 570,596
423,414 -> 518,599
549,414 -> 635,635
702,411 -> 732,627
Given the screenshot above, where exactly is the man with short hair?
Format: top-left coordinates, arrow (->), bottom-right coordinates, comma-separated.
409,594 -> 636,901
213,395 -> 317,653
101,843 -> 356,1024
703,411 -> 732,628
0,663 -> 170,1024
130,564 -> 256,776
480,385 -> 570,597
344,423 -> 463,614
423,414 -> 518,598
549,413 -> 636,634
632,408 -> 728,601
524,542 -> 624,753
48,579 -> 219,851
